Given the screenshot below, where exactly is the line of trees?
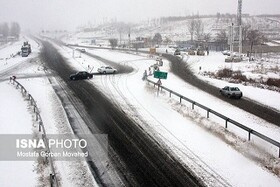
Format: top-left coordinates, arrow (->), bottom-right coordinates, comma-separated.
187,15 -> 208,42
0,22 -> 21,40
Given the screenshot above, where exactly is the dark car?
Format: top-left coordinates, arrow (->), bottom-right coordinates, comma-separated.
69,71 -> 93,80
174,49 -> 181,55
220,86 -> 243,99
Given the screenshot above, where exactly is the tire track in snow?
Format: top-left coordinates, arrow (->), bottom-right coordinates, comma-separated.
104,60 -> 231,187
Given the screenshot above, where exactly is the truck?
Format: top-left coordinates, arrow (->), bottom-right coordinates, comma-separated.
21,41 -> 31,57
21,46 -> 29,57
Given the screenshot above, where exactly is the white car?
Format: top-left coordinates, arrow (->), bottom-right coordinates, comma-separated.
97,66 -> 117,74
222,50 -> 231,56
220,86 -> 243,99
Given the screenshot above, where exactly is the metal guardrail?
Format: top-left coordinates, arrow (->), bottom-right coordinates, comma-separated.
10,78 -> 59,187
66,44 -> 280,157
147,78 -> 280,158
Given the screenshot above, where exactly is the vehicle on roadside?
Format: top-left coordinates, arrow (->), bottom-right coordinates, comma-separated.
97,66 -> 117,74
69,71 -> 93,80
21,47 -> 29,57
197,49 -> 205,56
174,49 -> 181,55
220,86 -> 243,99
21,41 -> 31,57
222,50 -> 231,56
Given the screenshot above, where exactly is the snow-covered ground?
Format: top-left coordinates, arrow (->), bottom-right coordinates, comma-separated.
0,82 -> 38,187
53,41 -> 280,187
0,38 -> 98,187
0,37 -> 41,187
182,51 -> 280,112
2,34 -> 279,186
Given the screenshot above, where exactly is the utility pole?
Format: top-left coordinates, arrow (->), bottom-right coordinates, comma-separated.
237,0 -> 242,26
237,0 -> 243,54
128,27 -> 131,52
229,23 -> 234,57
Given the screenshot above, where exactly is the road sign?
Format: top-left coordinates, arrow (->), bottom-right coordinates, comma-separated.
154,71 -> 168,79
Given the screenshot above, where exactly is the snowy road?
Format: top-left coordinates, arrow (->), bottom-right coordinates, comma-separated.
55,45 -> 280,187
41,40 -> 204,186
13,37 -> 277,186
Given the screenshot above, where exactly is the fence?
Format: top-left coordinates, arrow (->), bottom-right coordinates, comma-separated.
147,78 -> 280,158
10,78 -> 59,187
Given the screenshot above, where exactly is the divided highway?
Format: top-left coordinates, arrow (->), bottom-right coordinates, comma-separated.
40,41 -> 204,186
68,43 -> 280,127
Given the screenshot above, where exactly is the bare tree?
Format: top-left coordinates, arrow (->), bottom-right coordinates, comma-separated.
194,18 -> 204,40
115,22 -> 130,47
153,33 -> 162,45
0,22 -> 9,39
108,38 -> 118,49
10,22 -> 21,39
247,29 -> 266,58
241,24 -> 251,45
164,36 -> 172,44
216,12 -> 221,23
187,16 -> 196,41
216,30 -> 228,50
203,33 -> 211,43
216,30 -> 227,42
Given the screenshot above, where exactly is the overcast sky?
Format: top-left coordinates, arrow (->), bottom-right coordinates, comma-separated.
0,0 -> 279,32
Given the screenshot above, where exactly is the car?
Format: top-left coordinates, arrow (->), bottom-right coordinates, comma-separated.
174,49 -> 181,55
80,48 -> 86,53
225,56 -> 234,62
220,86 -> 243,99
222,50 -> 231,56
97,66 -> 117,74
69,71 -> 93,80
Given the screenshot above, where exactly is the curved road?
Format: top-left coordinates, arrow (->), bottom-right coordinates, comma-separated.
162,54 -> 280,127
40,41 -> 204,186
68,43 -> 280,127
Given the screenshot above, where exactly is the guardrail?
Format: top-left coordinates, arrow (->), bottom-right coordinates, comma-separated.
10,78 -> 59,187
147,78 -> 280,158
65,43 -> 280,157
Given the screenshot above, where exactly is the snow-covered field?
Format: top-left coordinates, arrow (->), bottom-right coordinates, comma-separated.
182,52 -> 280,111
53,41 -> 280,187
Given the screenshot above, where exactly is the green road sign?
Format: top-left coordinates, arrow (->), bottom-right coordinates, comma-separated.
154,71 -> 168,79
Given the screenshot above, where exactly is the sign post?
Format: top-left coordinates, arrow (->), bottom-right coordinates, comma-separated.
154,71 -> 168,96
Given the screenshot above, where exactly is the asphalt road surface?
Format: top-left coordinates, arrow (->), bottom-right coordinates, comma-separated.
162,54 -> 280,127
40,41 -> 204,187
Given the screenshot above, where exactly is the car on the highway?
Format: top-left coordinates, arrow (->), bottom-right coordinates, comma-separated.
220,86 -> 243,99
97,66 -> 117,74
69,71 -> 93,80
80,48 -> 86,53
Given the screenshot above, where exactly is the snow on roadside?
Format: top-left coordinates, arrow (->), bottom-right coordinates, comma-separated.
0,82 -> 38,187
14,60 -> 98,187
53,43 -> 280,186
0,36 -> 37,73
0,38 -> 98,187
184,51 -> 280,112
